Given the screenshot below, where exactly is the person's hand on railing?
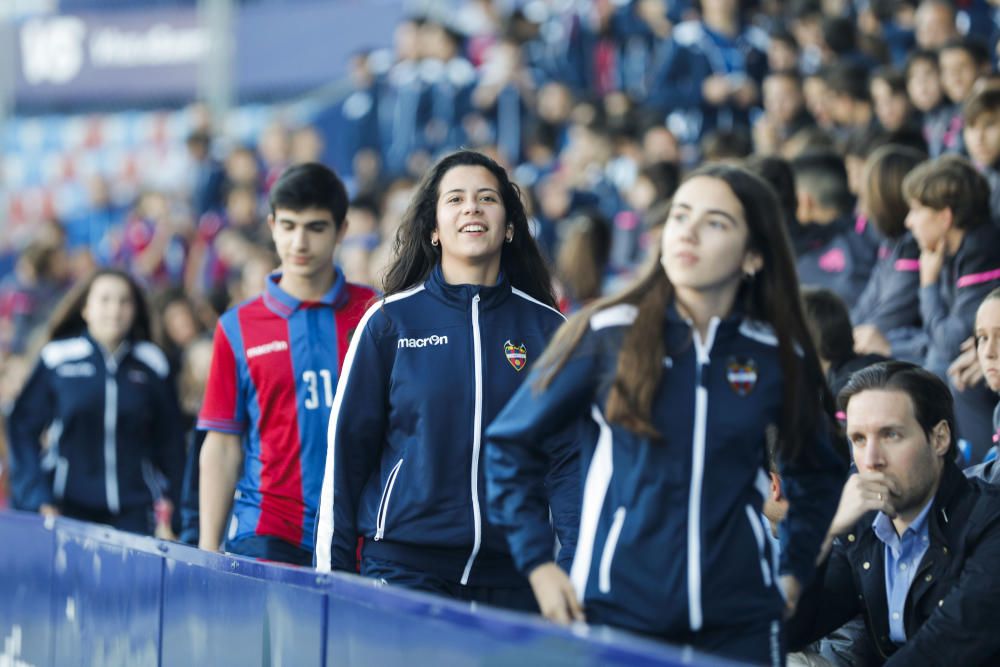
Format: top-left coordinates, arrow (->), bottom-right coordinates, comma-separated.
528,561 -> 585,625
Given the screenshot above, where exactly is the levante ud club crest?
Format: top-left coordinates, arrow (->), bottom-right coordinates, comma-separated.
504,340 -> 527,371
726,356 -> 758,396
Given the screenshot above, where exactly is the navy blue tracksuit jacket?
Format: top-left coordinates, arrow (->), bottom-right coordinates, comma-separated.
486,303 -> 845,637
315,267 -> 578,587
7,335 -> 184,518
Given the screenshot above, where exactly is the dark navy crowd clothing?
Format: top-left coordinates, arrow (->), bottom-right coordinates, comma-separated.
8,334 -> 184,532
315,266 -> 579,594
486,302 -> 845,662
197,270 -> 376,556
920,222 -> 1000,378
850,233 -> 922,351
646,20 -> 768,144
795,216 -> 880,310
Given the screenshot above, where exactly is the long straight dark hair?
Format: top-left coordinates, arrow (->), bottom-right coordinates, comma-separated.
381,150 -> 557,308
46,268 -> 153,345
535,164 -> 835,463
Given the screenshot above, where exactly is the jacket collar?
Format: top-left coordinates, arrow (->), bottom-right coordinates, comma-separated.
925,459 -> 969,547
423,264 -> 511,311
262,267 -> 348,319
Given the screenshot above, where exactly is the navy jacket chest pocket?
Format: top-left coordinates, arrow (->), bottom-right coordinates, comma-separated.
391,326 -> 466,402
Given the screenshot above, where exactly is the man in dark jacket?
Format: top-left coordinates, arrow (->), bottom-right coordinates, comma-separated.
787,361 -> 1000,665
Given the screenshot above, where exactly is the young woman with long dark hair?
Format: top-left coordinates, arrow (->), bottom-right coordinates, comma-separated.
315,150 -> 578,611
7,268 -> 184,537
486,164 -> 846,665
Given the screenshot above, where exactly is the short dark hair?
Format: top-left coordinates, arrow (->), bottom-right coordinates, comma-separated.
802,287 -> 855,367
838,360 -> 958,459
870,66 -> 908,95
904,49 -> 939,79
268,162 -> 349,228
791,150 -> 853,213
939,36 -> 991,67
902,155 -> 990,230
744,155 -> 798,230
825,62 -> 870,103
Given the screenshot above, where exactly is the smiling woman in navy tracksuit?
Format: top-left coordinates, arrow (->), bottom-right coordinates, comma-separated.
314,150 -> 578,611
7,268 -> 185,536
486,165 -> 847,665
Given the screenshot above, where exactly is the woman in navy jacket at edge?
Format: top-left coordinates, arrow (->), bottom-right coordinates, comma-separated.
7,268 -> 185,537
486,164 -> 847,665
314,150 -> 578,611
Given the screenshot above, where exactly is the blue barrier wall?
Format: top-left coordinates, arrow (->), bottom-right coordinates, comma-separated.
0,511 -> 744,666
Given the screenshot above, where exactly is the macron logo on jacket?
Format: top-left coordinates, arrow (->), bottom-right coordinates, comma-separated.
246,340 -> 289,359
397,335 -> 449,349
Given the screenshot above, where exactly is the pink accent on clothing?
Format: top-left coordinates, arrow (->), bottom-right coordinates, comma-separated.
818,247 -> 847,273
956,267 -> 1000,288
855,214 -> 868,234
894,259 -> 920,272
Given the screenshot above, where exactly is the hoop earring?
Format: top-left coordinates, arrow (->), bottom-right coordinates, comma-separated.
431,238 -> 439,247
505,236 -> 513,244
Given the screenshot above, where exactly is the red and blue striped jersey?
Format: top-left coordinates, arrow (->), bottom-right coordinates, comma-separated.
198,269 -> 375,551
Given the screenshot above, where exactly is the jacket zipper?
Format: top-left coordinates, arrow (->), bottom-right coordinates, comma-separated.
598,507 -> 627,593
374,458 -> 404,541
104,354 -> 120,514
461,294 -> 484,585
687,318 -> 720,632
744,503 -> 773,587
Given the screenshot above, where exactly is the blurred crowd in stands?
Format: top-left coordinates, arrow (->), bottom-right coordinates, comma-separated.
3,0 -> 1000,509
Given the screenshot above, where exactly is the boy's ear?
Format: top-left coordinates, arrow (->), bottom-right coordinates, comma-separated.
267,213 -> 276,231
942,207 -> 955,230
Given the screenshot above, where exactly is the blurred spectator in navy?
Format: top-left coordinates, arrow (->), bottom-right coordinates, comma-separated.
472,34 -> 537,167
177,336 -> 214,546
615,159 -> 678,270
802,69 -> 836,132
509,6 -> 589,96
7,269 -> 184,538
857,0 -> 916,67
788,0 -> 825,75
766,27 -> 800,73
851,144 -> 927,362
114,191 -> 190,289
154,288 -> 209,385
554,210 -> 611,314
379,17 -> 429,177
611,0 -> 672,102
646,0 -> 767,147
938,37 -> 993,154
700,127 -> 753,161
819,15 -> 878,72
0,242 -> 71,356
963,82 -> 1000,225
792,150 -> 879,309
906,49 -> 955,157
823,62 -> 876,143
185,130 -> 225,218
63,176 -> 127,267
745,153 -> 802,245
913,0 -> 958,51
418,20 -> 477,156
753,69 -> 815,155
871,67 -> 920,135
290,125 -> 325,166
337,197 -> 381,287
802,286 -> 890,398
258,122 -> 292,194
315,50 -> 384,189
